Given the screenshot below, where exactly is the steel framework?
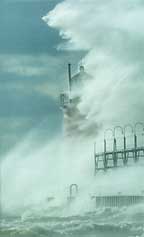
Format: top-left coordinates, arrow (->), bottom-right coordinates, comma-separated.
94,124 -> 144,174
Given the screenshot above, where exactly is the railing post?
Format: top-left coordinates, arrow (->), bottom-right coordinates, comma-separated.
113,138 -> 117,167
113,126 -> 124,167
69,184 -> 78,198
134,134 -> 138,162
123,136 -> 127,165
94,142 -> 97,175
134,122 -> 144,162
104,139 -> 107,171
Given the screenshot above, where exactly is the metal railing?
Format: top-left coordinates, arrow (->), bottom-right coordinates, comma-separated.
94,123 -> 144,174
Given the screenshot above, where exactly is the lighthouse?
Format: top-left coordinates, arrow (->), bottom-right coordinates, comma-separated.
60,63 -> 92,137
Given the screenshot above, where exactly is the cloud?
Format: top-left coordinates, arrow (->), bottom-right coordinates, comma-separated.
0,52 -> 85,99
4,0 -> 60,2
0,53 -> 64,98
0,54 -> 62,77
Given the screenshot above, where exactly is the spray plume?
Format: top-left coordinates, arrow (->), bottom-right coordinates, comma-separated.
43,0 -> 144,130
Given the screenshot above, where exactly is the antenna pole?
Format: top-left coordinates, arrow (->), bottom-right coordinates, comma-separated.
68,63 -> 72,92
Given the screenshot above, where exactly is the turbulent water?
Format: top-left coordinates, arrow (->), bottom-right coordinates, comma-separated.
1,205 -> 144,237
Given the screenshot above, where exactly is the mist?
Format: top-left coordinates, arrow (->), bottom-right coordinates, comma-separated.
43,0 -> 144,130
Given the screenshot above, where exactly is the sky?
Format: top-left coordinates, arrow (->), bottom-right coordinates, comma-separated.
0,0 -> 84,155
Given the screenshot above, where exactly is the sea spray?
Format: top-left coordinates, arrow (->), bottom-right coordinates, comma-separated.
43,0 -> 144,129
2,129 -> 144,218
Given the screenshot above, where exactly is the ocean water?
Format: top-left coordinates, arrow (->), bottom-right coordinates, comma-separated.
1,205 -> 144,237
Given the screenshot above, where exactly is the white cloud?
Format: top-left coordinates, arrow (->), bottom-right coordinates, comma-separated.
0,54 -> 64,77
4,0 -> 59,2
0,53 -> 78,99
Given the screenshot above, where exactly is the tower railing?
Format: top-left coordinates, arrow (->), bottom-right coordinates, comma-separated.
94,123 -> 144,174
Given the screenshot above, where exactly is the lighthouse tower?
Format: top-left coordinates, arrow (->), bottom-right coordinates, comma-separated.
60,63 -> 92,137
